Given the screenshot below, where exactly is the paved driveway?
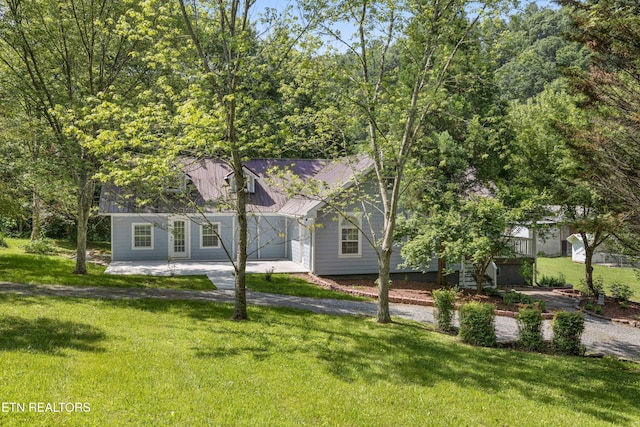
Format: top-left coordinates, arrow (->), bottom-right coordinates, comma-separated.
1,281 -> 639,361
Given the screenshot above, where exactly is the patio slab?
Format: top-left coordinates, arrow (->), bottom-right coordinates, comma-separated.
105,260 -> 309,276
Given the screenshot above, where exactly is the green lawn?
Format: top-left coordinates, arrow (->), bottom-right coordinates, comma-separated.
0,295 -> 638,426
0,238 -> 213,290
246,273 -> 367,301
537,256 -> 640,301
0,238 -> 360,300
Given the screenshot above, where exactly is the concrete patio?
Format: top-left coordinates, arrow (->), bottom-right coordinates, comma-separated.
105,259 -> 309,290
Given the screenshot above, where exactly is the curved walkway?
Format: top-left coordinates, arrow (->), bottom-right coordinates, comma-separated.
1,281 -> 640,361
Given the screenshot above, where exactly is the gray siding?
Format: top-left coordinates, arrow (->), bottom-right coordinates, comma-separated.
189,216 -> 234,261
111,215 -> 169,261
312,207 -> 416,276
256,215 -> 286,259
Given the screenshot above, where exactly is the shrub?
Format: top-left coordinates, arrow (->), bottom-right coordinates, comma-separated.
432,288 -> 460,332
502,291 -> 533,306
484,287 -> 501,297
620,301 -> 629,309
265,266 -> 275,282
538,274 -> 566,288
521,262 -> 534,286
577,277 -> 604,298
583,301 -> 594,311
24,238 -> 57,255
517,308 -> 544,351
458,302 -> 496,347
552,311 -> 585,355
0,233 -> 8,248
609,282 -> 633,302
594,305 -> 603,315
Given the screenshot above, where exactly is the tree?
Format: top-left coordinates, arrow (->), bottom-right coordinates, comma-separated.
301,0 -> 507,323
508,86 -> 623,295
557,0 -> 640,241
0,0 -> 160,273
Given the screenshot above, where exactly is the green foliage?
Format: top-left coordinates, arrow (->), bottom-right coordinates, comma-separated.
609,282 -> 633,302
502,291 -> 533,305
577,277 -> 604,298
23,238 -> 57,255
594,305 -> 603,315
521,261 -> 534,286
538,273 -> 566,287
583,301 -> 594,311
0,233 -> 7,248
517,308 -> 544,351
458,302 -> 497,347
552,311 -> 585,356
432,288 -> 460,332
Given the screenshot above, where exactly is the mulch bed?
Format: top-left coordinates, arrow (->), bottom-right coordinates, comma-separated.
304,274 -> 640,325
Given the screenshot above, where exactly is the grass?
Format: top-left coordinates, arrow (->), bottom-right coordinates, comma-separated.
0,238 -> 213,290
0,238 -> 360,300
0,294 -> 638,426
537,256 -> 640,302
246,273 -> 368,301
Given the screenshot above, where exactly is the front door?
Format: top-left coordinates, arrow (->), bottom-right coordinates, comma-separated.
169,218 -> 189,259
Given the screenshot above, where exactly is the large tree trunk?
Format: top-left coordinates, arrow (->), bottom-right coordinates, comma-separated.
73,179 -> 94,275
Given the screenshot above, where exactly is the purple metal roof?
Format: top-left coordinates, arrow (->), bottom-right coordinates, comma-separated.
99,156 -> 374,216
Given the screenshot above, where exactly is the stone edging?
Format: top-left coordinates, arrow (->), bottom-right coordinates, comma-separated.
306,273 -> 556,319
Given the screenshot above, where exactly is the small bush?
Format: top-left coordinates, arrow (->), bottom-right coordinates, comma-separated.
552,311 -> 585,355
521,262 -> 534,286
609,282 -> 633,302
484,287 -> 501,297
458,302 -> 496,347
24,238 -> 57,255
583,301 -> 594,311
577,277 -> 604,298
0,233 -> 8,248
502,291 -> 533,306
517,308 -> 544,351
538,274 -> 566,288
620,301 -> 629,309
432,288 -> 460,332
265,266 -> 275,282
594,305 -> 603,315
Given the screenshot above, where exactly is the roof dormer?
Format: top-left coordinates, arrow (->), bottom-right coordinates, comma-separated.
224,166 -> 258,194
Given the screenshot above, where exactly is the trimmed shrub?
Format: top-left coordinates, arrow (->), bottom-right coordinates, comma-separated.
517,308 -> 544,351
24,238 -> 57,255
458,302 -> 496,347
538,273 -> 566,288
609,282 -> 633,302
552,311 -> 585,355
432,288 -> 460,332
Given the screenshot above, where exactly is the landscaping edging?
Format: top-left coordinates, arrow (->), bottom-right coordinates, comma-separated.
307,273 -> 556,319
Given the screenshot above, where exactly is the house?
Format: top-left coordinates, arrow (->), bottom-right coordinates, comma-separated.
99,156 -> 426,276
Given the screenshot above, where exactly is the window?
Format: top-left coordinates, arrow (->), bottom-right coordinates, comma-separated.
132,224 -> 153,249
201,223 -> 220,248
339,214 -> 361,257
225,167 -> 257,194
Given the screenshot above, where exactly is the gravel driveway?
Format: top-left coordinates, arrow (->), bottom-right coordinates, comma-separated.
1,282 -> 640,361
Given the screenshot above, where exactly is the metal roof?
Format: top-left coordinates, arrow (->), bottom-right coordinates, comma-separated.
99,156 -> 374,216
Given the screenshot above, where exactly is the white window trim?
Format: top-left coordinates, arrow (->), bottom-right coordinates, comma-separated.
200,222 -> 221,249
338,213 -> 362,258
132,223 -> 154,250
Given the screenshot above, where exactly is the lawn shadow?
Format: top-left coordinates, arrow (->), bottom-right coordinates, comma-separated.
0,316 -> 106,355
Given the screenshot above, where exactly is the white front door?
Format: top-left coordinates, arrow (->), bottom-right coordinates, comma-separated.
169,218 -> 189,259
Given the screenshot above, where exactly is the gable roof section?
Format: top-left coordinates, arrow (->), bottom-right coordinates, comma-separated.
99,156 -> 374,216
